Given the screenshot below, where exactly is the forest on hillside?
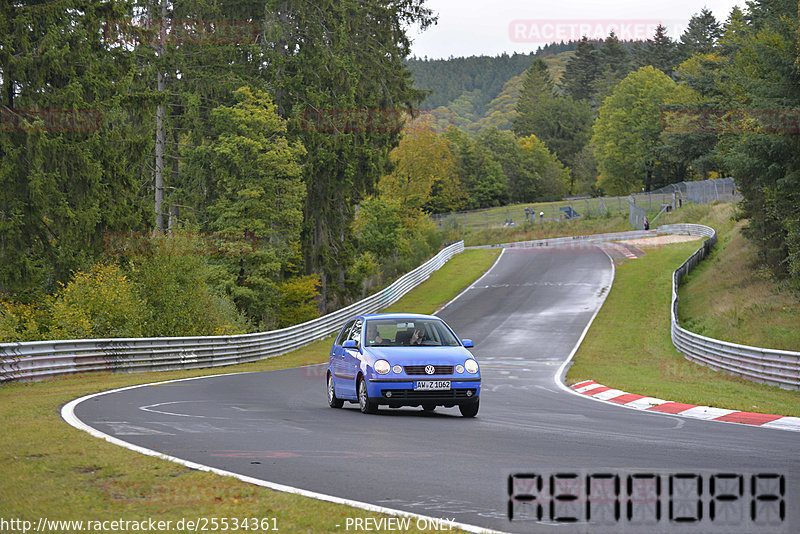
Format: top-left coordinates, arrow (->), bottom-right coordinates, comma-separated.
1,0 -> 798,341
407,52 -> 539,114
406,1 -> 799,287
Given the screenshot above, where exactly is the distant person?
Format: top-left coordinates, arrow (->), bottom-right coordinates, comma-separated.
644,218 -> 650,230
539,211 -> 544,221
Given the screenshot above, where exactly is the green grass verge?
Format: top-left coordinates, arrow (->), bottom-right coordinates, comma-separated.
383,249 -> 500,314
566,236 -> 800,417
0,248 -> 500,533
460,214 -> 631,247
678,223 -> 800,352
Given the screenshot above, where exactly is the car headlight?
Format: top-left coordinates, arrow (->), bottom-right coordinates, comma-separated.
455,365 -> 465,374
464,358 -> 479,374
374,359 -> 391,375
392,364 -> 403,374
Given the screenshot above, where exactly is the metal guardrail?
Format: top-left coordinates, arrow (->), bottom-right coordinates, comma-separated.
467,229 -> 658,250
0,241 -> 465,383
663,224 -> 800,390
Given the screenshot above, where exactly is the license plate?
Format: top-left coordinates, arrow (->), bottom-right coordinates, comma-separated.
415,380 -> 451,391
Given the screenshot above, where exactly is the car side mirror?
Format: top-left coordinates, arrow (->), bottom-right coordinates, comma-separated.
343,340 -> 358,349
462,339 -> 474,348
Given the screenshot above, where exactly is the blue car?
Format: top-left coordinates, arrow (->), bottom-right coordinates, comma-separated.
326,313 -> 481,417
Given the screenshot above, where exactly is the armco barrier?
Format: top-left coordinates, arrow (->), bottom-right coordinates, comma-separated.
663,224 -> 800,390
0,241 -> 465,383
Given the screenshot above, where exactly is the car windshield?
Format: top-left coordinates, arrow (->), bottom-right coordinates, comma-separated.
364,318 -> 461,347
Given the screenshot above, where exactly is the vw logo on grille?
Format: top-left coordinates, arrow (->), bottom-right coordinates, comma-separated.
425,365 -> 435,375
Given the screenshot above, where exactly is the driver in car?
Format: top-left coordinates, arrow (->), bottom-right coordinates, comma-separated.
367,323 -> 385,345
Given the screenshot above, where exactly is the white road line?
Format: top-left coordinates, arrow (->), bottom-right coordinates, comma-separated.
61,369 -> 504,534
551,246 -> 799,433
554,244 -> 616,394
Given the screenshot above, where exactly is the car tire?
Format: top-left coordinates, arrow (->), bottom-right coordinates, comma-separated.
358,377 -> 378,414
459,399 -> 479,418
327,373 -> 343,408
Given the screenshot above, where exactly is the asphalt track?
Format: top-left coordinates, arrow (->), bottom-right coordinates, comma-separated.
71,245 -> 799,533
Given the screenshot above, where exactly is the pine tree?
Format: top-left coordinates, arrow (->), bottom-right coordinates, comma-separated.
634,24 -> 679,76
261,0 -> 435,309
182,87 -> 306,327
513,59 -> 555,137
0,0 -> 150,293
679,8 -> 722,59
715,0 -> 800,284
514,59 -> 592,170
599,31 -> 629,74
594,31 -> 632,104
559,36 -> 601,102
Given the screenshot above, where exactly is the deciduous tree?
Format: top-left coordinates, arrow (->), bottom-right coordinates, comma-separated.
592,66 -> 677,194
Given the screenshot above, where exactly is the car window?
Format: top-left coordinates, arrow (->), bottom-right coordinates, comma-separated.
427,321 -> 460,346
336,320 -> 355,346
364,318 -> 460,346
348,320 -> 363,344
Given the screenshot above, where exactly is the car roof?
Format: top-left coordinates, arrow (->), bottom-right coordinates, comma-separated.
361,313 -> 439,321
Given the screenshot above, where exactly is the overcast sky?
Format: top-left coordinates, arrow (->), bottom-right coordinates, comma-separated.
409,0 -> 743,59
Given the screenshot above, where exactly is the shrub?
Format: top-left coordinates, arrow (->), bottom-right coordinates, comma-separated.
49,262 -> 145,339
0,298 -> 52,342
128,235 -> 249,337
277,274 -> 322,328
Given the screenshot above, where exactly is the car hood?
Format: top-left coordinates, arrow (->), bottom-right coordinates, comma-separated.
362,345 -> 474,365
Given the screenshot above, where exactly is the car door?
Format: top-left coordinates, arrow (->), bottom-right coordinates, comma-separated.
331,320 -> 355,394
340,318 -> 363,398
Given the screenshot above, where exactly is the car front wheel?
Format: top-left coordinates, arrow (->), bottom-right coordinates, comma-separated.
459,399 -> 479,418
358,378 -> 378,414
328,374 -> 343,408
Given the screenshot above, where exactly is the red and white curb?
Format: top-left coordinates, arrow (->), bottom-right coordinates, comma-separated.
600,242 -> 639,260
571,380 -> 800,432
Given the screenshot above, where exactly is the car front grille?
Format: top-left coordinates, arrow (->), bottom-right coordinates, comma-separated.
403,365 -> 454,375
382,389 -> 477,399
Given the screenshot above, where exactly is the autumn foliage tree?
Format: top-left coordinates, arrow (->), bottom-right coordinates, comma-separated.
380,126 -> 464,213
